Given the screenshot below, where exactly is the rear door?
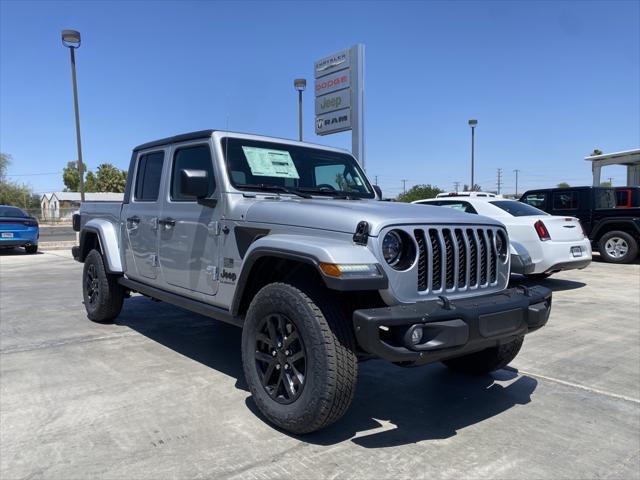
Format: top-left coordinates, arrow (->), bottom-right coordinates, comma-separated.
157,141 -> 222,297
121,149 -> 166,280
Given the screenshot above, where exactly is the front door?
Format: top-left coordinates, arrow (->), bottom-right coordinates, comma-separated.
158,142 -> 221,296
121,149 -> 166,280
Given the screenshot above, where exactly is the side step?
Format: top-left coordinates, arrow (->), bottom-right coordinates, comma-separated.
118,277 -> 243,327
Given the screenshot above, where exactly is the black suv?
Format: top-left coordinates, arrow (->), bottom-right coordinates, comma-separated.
520,186 -> 640,264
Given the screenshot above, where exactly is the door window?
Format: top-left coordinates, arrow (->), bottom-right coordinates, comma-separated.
522,192 -> 547,209
553,191 -> 578,210
134,151 -> 164,201
171,145 -> 216,201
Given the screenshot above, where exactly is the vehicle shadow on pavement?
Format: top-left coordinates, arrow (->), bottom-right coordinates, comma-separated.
247,363 -> 537,448
117,296 -> 248,391
120,296 -> 537,448
0,247 -> 43,255
509,275 -> 586,292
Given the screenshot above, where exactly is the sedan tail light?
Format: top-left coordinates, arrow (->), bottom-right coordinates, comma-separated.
534,220 -> 550,241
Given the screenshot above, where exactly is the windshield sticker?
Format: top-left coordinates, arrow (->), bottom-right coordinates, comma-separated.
242,146 -> 300,179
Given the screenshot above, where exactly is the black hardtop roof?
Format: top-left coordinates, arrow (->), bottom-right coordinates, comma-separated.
133,129 -> 216,152
521,186 -> 610,194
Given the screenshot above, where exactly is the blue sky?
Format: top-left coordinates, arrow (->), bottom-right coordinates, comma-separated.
1,0 -> 638,197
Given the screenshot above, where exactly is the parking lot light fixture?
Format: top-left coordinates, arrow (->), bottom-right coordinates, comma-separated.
62,29 -> 85,203
294,78 -> 307,142
468,119 -> 478,190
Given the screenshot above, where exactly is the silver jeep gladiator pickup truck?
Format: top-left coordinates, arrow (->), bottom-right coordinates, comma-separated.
73,130 -> 552,434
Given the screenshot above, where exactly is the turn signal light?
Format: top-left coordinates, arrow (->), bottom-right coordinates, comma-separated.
319,263 -> 380,278
534,220 -> 550,241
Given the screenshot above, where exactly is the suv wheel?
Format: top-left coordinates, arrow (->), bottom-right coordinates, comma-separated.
82,249 -> 124,323
241,282 -> 358,434
25,245 -> 38,254
598,231 -> 638,264
442,336 -> 524,375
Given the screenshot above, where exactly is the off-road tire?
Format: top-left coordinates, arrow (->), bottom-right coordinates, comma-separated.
82,249 -> 124,323
598,230 -> 638,264
241,282 -> 358,434
442,335 -> 524,375
25,245 -> 38,254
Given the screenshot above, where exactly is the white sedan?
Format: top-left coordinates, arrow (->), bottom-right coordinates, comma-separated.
413,196 -> 592,278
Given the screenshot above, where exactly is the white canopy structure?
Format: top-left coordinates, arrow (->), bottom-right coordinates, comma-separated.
585,149 -> 640,186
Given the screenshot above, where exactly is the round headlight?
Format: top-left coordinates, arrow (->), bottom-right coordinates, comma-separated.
495,230 -> 508,263
382,231 -> 402,266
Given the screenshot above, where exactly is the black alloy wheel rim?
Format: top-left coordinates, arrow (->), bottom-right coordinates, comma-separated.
254,314 -> 307,405
86,264 -> 99,305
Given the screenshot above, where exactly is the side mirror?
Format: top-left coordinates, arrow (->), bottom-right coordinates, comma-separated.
180,169 -> 217,207
373,185 -> 383,200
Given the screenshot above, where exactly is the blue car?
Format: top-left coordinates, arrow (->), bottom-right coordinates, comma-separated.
0,205 -> 39,254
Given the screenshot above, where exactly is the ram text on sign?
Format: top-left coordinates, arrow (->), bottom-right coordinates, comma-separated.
315,71 -> 350,97
315,108 -> 351,136
315,90 -> 351,115
314,49 -> 350,78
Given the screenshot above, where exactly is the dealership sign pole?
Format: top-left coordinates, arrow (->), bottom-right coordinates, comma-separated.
314,44 -> 365,169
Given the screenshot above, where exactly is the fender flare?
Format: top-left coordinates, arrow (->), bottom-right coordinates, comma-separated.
80,219 -> 123,273
591,217 -> 640,240
230,234 -> 387,316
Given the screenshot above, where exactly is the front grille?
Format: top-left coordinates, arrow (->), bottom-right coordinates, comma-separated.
415,226 -> 501,293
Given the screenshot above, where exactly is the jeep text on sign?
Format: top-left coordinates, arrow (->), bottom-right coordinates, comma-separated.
314,71 -> 350,97
314,49 -> 350,78
315,108 -> 351,136
315,90 -> 351,115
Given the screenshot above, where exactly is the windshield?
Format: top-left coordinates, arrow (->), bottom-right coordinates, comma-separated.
490,201 -> 548,217
221,137 -> 375,199
0,206 -> 28,218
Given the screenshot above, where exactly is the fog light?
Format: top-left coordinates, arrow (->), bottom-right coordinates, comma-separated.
410,327 -> 423,345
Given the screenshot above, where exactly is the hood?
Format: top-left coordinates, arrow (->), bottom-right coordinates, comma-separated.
243,198 -> 502,236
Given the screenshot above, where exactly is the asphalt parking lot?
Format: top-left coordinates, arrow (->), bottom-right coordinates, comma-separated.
1,250 -> 639,479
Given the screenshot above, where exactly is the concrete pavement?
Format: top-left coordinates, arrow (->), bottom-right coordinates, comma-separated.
1,250 -> 638,479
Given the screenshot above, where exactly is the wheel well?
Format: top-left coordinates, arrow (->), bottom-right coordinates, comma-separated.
236,257 -> 323,316
234,255 -> 386,327
80,231 -> 101,261
594,223 -> 640,243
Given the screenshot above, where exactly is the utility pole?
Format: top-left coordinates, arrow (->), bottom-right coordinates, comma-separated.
496,168 -> 503,195
374,175 -> 378,186
514,169 -> 521,196
401,179 -> 407,194
607,177 -> 614,186
453,181 -> 461,193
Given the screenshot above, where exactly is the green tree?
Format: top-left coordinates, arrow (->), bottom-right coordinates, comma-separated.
590,149 -> 603,156
600,181 -> 612,188
0,153 -> 39,210
397,184 -> 443,203
557,182 -> 570,188
95,163 -> 127,193
85,171 -> 98,192
463,184 -> 482,192
0,153 -> 10,182
62,161 -> 81,191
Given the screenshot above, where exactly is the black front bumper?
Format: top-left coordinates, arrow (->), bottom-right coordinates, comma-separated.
353,286 -> 551,365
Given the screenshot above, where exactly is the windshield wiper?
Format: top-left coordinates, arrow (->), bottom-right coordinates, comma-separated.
297,187 -> 362,200
237,183 -> 312,199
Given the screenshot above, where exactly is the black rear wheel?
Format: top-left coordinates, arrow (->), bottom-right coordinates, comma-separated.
82,249 -> 124,323
598,231 -> 638,264
25,245 -> 38,254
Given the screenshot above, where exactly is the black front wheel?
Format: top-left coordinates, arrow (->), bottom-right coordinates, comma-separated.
442,336 -> 524,375
82,249 -> 124,323
241,282 -> 358,434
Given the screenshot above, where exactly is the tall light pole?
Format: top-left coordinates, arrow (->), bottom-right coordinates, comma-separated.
514,169 -> 521,195
62,29 -> 85,202
294,78 -> 306,142
468,119 -> 477,191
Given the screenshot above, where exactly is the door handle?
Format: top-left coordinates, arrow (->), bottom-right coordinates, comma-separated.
126,216 -> 140,230
158,218 -> 176,229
